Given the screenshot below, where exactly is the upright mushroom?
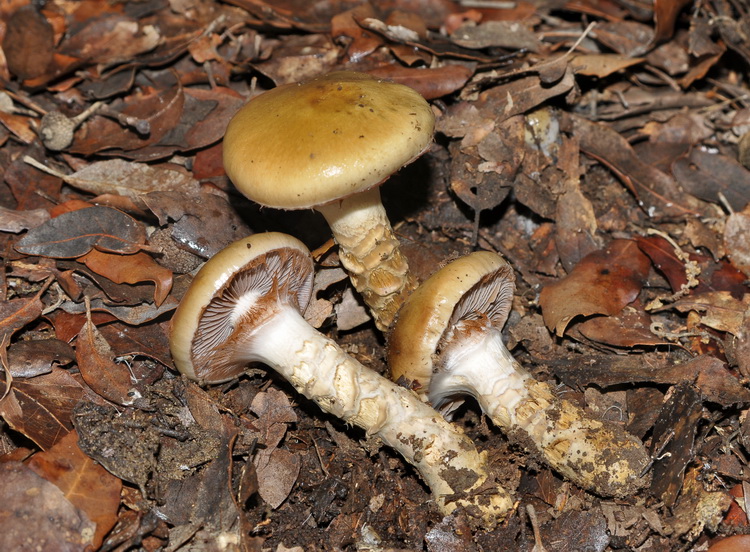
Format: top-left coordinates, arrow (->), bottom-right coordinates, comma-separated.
388,251 -> 651,498
169,232 -> 512,524
222,71 -> 435,331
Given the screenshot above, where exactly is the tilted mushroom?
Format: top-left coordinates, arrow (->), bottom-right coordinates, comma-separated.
169,232 -> 513,524
388,251 -> 651,497
222,71 -> 435,331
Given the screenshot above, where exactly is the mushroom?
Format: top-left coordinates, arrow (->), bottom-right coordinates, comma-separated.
388,251 -> 651,497
222,71 -> 435,331
169,232 -> 513,524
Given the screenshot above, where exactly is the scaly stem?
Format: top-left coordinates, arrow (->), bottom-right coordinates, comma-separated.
235,306 -> 513,525
317,188 -> 415,331
432,326 -> 651,498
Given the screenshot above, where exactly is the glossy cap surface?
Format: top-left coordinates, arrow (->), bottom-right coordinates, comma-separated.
223,71 -> 435,209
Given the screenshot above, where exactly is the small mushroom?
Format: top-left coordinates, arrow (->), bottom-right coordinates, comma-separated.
169,232 -> 512,524
222,71 -> 435,331
388,251 -> 651,498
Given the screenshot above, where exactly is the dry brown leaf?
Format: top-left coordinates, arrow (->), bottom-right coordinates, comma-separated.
368,64 -> 474,100
0,462 -> 95,551
2,5 -> 54,80
569,53 -> 644,77
577,304 -> 665,348
60,294 -> 180,325
540,239 -> 651,336
75,302 -> 140,406
7,338 -> 75,378
450,21 -> 541,52
331,3 -> 383,61
0,368 -> 91,450
27,430 -> 122,550
561,113 -> 707,218
669,292 -> 750,336
251,389 -> 300,509
33,159 -> 201,209
78,249 -> 173,307
15,205 -> 146,258
725,208 -> 750,277
672,465 -> 732,539
0,204 -> 50,233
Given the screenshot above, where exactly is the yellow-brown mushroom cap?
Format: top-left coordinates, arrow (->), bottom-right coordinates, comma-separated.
388,251 -> 515,397
222,71 -> 435,209
170,232 -> 313,383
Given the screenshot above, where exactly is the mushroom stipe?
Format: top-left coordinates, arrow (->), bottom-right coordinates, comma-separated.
169,232 -> 513,525
389,251 -> 652,498
222,71 -> 436,331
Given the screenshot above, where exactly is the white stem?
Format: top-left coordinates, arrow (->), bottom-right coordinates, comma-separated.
236,305 -> 513,523
316,188 -> 414,331
433,328 -> 650,498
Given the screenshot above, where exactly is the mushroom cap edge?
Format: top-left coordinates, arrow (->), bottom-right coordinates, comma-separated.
169,232 -> 313,382
388,251 -> 514,396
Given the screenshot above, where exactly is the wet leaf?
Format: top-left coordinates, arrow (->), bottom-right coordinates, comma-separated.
15,205 -> 146,258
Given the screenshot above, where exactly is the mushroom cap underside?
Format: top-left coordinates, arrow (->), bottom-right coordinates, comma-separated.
169,232 -> 314,383
388,251 -> 515,394
223,71 -> 435,210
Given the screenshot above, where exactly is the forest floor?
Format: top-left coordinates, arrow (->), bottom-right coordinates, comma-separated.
2,0 -> 750,551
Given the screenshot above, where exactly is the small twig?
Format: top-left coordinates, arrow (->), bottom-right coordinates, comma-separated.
526,504 -> 549,552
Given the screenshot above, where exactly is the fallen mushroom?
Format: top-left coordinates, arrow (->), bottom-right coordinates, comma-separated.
169,232 -> 513,524
388,251 -> 651,497
222,71 -> 435,331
